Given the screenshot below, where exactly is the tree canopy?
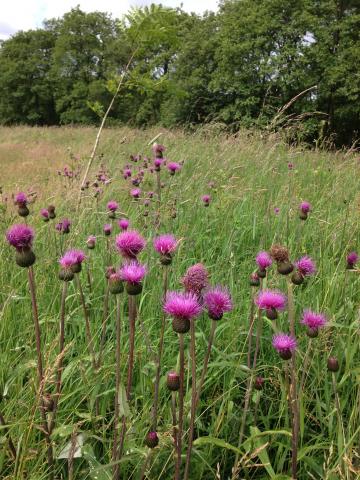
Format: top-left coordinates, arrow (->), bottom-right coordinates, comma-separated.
0,1 -> 359,146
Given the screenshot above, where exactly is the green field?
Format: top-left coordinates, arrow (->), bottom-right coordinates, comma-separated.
0,126 -> 359,479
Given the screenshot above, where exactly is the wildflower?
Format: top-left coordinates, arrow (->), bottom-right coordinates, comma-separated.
274,207 -> 280,214
299,201 -> 311,220
59,249 -> 85,280
167,162 -> 181,175
166,371 -> 180,391
152,143 -> 165,157
203,286 -> 232,320
104,224 -> 112,236
86,235 -> 96,249
270,244 -> 293,275
145,431 -> 159,449
108,271 -> 124,295
120,261 -> 147,295
164,291 -> 202,333
181,263 -> 209,297
107,200 -> 118,218
327,356 -> 339,372
254,376 -> 264,390
115,230 -> 146,259
202,194 -> 211,206
272,333 -> 297,360
153,234 -> 178,265
130,188 -> 141,199
15,192 -> 29,217
256,251 -> 272,278
56,219 -> 71,234
249,272 -> 260,287
40,208 -> 49,222
118,218 -> 129,231
256,289 -> 287,320
301,309 -> 327,337
292,256 -> 316,284
6,224 -> 35,267
346,251 -> 358,270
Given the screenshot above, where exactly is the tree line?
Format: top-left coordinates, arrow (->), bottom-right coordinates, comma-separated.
0,1 -> 359,146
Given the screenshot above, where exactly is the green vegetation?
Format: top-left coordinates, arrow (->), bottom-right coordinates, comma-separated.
0,1 -> 359,146
0,126 -> 359,479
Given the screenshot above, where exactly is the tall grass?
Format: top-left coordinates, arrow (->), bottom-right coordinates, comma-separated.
0,126 -> 359,479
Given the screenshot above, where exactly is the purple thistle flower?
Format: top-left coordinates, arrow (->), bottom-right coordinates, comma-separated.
202,194 -> 211,206
56,219 -> 71,234
148,191 -> 154,198
288,162 -> 294,170
167,162 -> 181,174
15,192 -> 28,205
120,261 -> 147,284
152,143 -> 165,155
124,168 -> 132,178
301,309 -> 327,332
164,291 -> 202,321
86,235 -> 96,249
40,208 -> 49,220
107,200 -> 119,212
6,224 -> 34,250
272,333 -> 297,360
153,234 -> 178,255
347,251 -> 358,268
103,224 -> 112,236
300,201 -> 311,213
154,158 -> 163,169
182,263 -> 209,297
130,188 -> 141,199
256,289 -> 287,320
295,256 -> 316,277
203,286 -> 233,320
115,230 -> 146,259
118,218 -> 129,231
274,207 -> 280,215
256,251 -> 272,271
59,249 -> 85,268
144,199 -> 150,207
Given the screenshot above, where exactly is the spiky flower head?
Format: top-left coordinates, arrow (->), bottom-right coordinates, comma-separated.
6,224 -> 34,250
347,251 -> 358,268
272,333 -> 297,360
167,162 -> 181,174
120,261 -> 147,284
301,310 -> 327,335
154,158 -> 163,169
181,263 -> 209,297
56,219 -> 71,234
274,207 -> 280,214
256,289 -> 287,319
152,143 -> 165,156
203,286 -> 233,320
115,230 -> 146,259
270,244 -> 289,263
166,370 -> 180,391
130,188 -> 141,199
40,208 -> 49,220
103,224 -> 112,236
164,291 -> 202,321
118,218 -> 129,231
153,234 -> 177,255
107,200 -> 118,212
145,431 -> 159,449
295,256 -> 316,277
148,191 -> 154,198
202,194 -> 211,205
15,192 -> 28,205
59,249 -> 85,277
256,251 -> 272,270
86,235 -> 96,249
300,201 -> 311,213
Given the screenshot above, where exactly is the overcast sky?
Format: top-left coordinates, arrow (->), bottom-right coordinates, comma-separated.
0,0 -> 219,40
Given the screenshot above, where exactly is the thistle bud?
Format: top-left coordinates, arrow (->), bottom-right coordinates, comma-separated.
166,371 -> 180,391
16,248 -> 36,268
254,376 -> 264,391
145,431 -> 159,449
327,356 -> 339,372
172,317 -> 190,334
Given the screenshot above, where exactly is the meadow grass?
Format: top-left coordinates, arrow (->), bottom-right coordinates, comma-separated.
0,126 -> 359,479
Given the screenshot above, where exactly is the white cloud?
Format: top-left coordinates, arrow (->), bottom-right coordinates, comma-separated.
0,0 -> 219,40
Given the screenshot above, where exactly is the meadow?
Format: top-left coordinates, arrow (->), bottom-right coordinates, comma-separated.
0,126 -> 359,480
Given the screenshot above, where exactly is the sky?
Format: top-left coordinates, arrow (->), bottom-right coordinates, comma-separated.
0,0 -> 219,40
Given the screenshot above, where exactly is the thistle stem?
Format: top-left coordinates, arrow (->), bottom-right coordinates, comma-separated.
112,295 -> 122,480
126,295 -> 137,400
50,281 -> 68,433
75,274 -> 96,370
287,278 -> 299,480
171,391 -> 178,454
175,333 -> 185,480
97,281 -> 110,369
184,320 -> 197,480
28,266 -> 54,479
151,266 -> 169,430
